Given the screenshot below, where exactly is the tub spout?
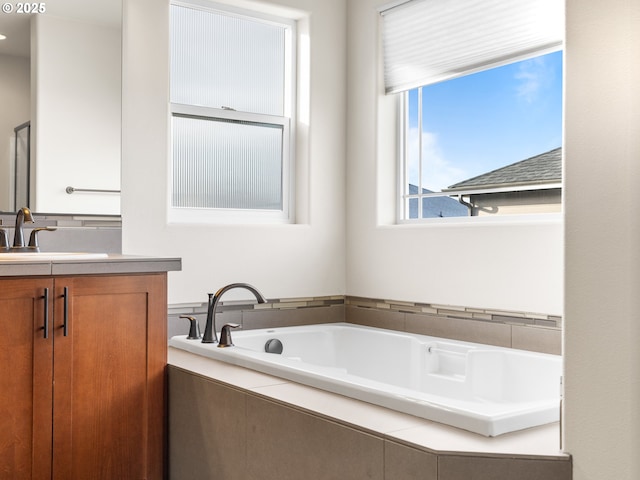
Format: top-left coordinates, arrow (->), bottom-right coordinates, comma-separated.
202,283 -> 267,344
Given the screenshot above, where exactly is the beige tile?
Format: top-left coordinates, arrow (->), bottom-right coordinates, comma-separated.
271,301 -> 310,309
245,395 -> 384,480
168,348 -> 289,390
277,296 -> 315,303
512,325 -> 562,355
384,440 -> 437,480
250,382 -> 423,434
252,302 -> 274,309
524,312 -> 553,320
471,313 -> 493,321
385,299 -> 417,307
345,305 -> 405,331
243,304 -> 344,329
420,306 -> 439,314
432,304 -> 467,312
405,312 -> 512,347
387,421 -> 564,458
168,367 -> 247,480
438,454 -> 571,480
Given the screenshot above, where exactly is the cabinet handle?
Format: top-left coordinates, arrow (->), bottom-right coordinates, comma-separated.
43,288 -> 49,339
63,286 -> 69,336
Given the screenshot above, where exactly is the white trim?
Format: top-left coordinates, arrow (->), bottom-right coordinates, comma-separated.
171,104 -> 289,128
424,183 -> 563,197
396,212 -> 563,227
167,206 -> 291,225
171,0 -> 297,30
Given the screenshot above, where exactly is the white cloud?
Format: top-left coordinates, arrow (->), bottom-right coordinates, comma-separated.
406,129 -> 467,191
515,56 -> 554,104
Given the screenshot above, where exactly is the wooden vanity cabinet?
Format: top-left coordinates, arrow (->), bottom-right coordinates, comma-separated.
0,273 -> 167,480
0,278 -> 54,479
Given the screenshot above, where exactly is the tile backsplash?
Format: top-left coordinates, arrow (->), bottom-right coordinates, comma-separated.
168,295 -> 562,355
0,213 -> 121,253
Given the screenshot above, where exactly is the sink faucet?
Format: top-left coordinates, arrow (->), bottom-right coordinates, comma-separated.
202,283 -> 267,344
13,207 -> 34,249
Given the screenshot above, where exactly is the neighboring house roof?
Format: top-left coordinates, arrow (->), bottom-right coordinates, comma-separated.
445,147 -> 562,191
408,184 -> 469,218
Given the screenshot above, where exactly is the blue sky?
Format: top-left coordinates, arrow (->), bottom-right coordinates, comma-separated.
408,51 -> 563,191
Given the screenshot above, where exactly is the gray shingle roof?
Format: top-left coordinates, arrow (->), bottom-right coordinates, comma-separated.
408,184 -> 469,218
446,147 -> 562,191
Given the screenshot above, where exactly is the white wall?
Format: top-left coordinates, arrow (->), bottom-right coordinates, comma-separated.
123,0 -> 640,477
0,54 -> 30,211
32,14 -> 121,214
121,0 -> 347,305
345,0 -> 563,316
564,0 -> 640,478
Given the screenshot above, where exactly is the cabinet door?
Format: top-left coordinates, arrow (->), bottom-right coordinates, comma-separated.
52,274 -> 167,480
0,278 -> 54,480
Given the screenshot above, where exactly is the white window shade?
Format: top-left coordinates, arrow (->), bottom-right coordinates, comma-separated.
380,0 -> 564,94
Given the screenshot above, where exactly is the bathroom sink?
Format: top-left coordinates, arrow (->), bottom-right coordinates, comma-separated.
0,252 -> 109,261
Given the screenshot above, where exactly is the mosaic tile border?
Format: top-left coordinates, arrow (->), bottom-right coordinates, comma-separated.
167,295 -> 562,354
345,296 -> 562,329
168,294 -> 561,329
168,295 -> 345,317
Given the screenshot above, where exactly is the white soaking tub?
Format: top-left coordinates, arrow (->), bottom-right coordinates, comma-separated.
169,323 -> 562,436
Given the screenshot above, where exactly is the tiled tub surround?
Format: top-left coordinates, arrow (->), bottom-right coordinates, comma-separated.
168,295 -> 561,355
169,349 -> 571,480
168,296 -> 568,479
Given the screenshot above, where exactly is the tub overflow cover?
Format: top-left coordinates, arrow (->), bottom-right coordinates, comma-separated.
264,338 -> 283,354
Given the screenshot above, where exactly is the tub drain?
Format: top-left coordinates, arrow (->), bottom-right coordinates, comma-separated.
264,338 -> 283,354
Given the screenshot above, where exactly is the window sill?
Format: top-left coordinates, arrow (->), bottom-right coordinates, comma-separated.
167,207 -> 293,226
391,212 -> 563,228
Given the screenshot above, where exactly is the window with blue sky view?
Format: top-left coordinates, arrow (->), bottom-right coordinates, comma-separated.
402,50 -> 563,219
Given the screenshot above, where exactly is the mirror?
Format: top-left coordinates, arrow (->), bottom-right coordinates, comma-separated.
0,0 -> 121,215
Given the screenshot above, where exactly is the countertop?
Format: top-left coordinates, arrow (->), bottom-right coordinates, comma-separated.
0,253 -> 182,276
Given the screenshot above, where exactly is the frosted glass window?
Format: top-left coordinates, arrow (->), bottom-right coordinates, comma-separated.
171,4 -> 286,116
169,2 -> 295,223
172,116 -> 283,210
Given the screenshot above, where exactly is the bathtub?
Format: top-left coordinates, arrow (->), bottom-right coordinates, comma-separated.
168,323 -> 562,436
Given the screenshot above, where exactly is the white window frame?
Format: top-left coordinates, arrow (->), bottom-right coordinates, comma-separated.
396,74 -> 563,223
379,0 -> 564,224
168,1 -> 296,225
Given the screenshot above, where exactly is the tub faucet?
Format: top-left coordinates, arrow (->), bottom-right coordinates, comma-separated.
13,207 -> 34,249
202,283 -> 267,344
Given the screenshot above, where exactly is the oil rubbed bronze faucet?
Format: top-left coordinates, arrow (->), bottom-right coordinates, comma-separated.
202,283 -> 267,345
4,207 -> 57,252
12,206 -> 34,249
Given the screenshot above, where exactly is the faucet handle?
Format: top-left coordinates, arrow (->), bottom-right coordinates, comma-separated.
28,227 -> 57,249
0,228 -> 8,249
218,323 -> 241,348
179,315 -> 202,340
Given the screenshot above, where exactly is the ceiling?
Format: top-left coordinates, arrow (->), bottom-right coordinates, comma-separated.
0,0 -> 121,58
